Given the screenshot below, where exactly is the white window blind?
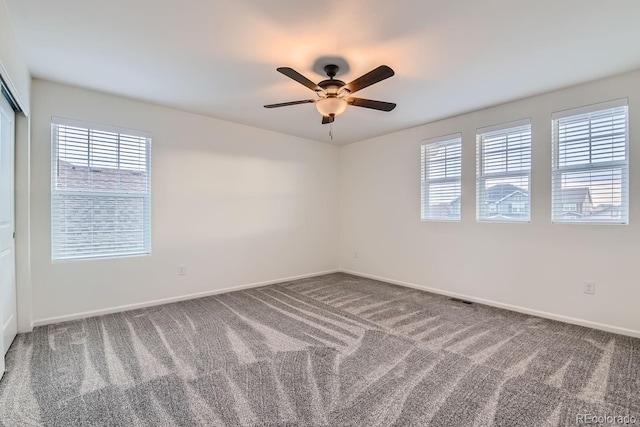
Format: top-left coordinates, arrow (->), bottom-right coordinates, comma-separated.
51,117 -> 152,261
476,119 -> 531,222
421,134 -> 462,221
552,100 -> 628,224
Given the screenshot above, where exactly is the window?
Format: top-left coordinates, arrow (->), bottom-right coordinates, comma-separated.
552,99 -> 628,224
51,117 -> 152,261
511,203 -> 526,213
476,119 -> 531,222
421,134 -> 462,221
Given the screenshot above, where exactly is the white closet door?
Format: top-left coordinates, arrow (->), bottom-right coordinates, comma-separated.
0,92 -> 16,379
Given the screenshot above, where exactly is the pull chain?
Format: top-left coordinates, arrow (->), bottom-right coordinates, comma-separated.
329,122 -> 334,141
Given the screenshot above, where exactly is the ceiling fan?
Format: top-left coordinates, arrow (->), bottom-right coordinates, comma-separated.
264,64 -> 396,124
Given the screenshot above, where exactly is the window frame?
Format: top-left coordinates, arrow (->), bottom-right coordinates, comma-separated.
551,99 -> 629,225
420,133 -> 462,222
51,117 -> 153,262
476,118 -> 532,223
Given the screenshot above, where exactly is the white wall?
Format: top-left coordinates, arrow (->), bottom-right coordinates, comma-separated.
0,0 -> 29,113
25,71 -> 640,336
339,70 -> 640,336
30,79 -> 339,324
14,112 -> 30,332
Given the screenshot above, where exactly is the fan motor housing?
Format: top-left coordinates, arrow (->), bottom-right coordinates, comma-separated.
318,79 -> 346,94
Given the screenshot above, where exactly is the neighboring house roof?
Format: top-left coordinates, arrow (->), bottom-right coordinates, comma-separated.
592,203 -> 617,211
441,185 -> 593,210
428,201 -> 458,216
57,160 -> 147,192
446,183 -> 529,207
485,183 -> 528,203
590,204 -> 621,215
559,187 -> 591,205
495,190 -> 527,204
485,213 -> 527,220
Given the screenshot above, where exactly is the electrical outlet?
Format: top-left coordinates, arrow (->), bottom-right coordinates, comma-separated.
583,281 -> 595,295
178,264 -> 187,276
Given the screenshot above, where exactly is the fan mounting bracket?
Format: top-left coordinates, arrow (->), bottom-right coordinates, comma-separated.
324,64 -> 340,79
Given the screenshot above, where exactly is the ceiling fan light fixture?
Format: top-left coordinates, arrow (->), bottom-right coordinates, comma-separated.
265,64 -> 396,126
316,97 -> 348,117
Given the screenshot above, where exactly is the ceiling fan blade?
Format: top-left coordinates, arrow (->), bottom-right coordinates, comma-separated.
264,100 -> 315,109
347,98 -> 397,112
322,115 -> 335,125
344,65 -> 394,94
277,67 -> 323,92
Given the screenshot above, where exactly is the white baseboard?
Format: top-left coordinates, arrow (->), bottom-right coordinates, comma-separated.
31,268 -> 640,339
32,269 -> 339,327
341,269 -> 640,339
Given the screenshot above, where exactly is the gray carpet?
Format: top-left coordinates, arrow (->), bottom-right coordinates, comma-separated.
0,273 -> 638,426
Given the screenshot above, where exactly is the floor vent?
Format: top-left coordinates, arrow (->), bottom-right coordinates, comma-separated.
450,298 -> 473,305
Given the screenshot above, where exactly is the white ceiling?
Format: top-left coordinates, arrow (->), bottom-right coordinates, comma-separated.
5,0 -> 640,145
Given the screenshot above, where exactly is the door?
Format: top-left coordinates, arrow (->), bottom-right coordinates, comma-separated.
0,92 -> 16,378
